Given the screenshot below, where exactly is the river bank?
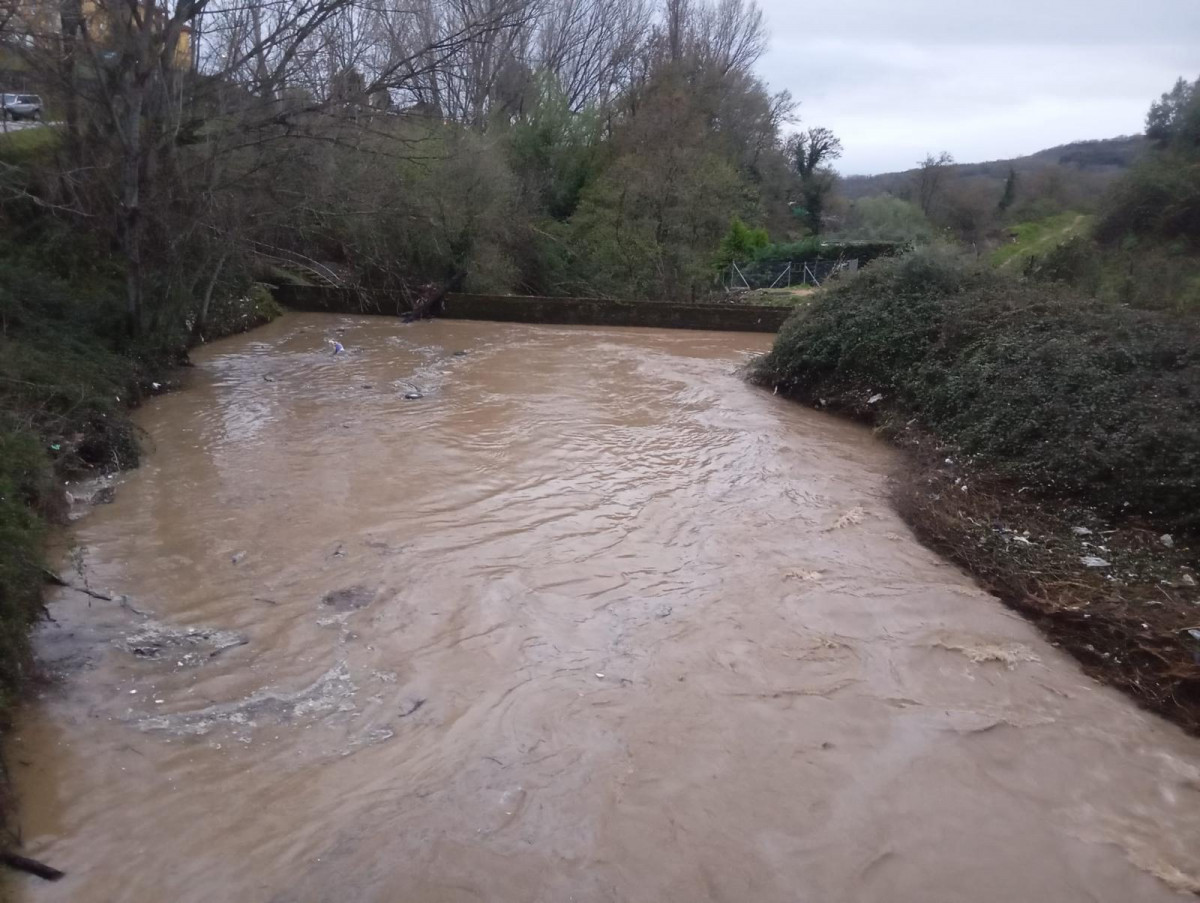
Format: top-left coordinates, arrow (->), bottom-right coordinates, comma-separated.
8,314 -> 1200,902
0,271 -> 283,859
752,249 -> 1200,734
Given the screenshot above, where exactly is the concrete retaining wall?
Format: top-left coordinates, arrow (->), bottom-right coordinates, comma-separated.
271,285 -> 791,333
441,294 -> 790,332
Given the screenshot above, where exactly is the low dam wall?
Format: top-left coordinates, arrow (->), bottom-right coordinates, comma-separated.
272,285 -> 791,333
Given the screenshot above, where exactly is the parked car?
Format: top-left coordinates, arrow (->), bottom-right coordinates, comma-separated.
1,94 -> 43,121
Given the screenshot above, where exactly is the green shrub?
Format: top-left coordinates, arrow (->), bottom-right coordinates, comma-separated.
754,248 -> 1200,530
755,238 -> 902,265
201,282 -> 284,341
714,217 -> 769,268
841,196 -> 935,243
0,428 -> 52,713
1023,234 -> 1104,295
1095,151 -> 1200,245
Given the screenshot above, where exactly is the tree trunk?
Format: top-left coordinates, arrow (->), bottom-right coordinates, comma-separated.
191,253 -> 228,344
120,85 -> 145,336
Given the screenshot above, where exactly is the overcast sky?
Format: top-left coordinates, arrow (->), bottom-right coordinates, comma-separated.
756,0 -> 1200,175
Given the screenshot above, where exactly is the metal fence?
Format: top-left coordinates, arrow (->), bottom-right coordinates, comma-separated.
722,257 -> 859,291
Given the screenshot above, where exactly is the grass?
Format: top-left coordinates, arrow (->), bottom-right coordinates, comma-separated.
991,212 -> 1094,271
734,286 -> 817,306
0,126 -> 61,164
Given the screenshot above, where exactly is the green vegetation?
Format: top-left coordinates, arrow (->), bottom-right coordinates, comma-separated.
995,76 -> 1200,313
839,196 -> 935,243
991,212 -> 1093,270
754,248 -> 1200,531
0,256 -> 136,711
0,189 -> 281,730
0,431 -> 51,713
715,218 -> 770,269
751,75 -> 1200,731
735,286 -> 815,306
0,126 -> 60,162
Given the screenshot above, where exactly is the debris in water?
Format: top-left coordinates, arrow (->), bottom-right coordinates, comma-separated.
1182,573 -> 1198,587
867,393 -> 883,404
1160,534 -> 1175,548
785,569 -> 824,581
934,639 -> 1040,670
828,506 -> 866,530
653,603 -> 673,618
342,728 -> 395,755
398,698 -> 426,718
595,672 -> 605,679
404,391 -> 423,400
1080,556 -> 1111,568
137,662 -> 355,736
116,620 -> 248,666
0,851 -> 65,882
1071,526 -> 1093,536
322,585 -> 377,611
231,551 -> 246,565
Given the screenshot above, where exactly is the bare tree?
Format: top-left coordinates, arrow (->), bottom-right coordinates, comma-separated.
8,0 -> 537,333
537,0 -> 651,110
914,150 -> 954,216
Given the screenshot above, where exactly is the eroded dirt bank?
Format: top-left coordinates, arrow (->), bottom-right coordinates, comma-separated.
7,315 -> 1200,902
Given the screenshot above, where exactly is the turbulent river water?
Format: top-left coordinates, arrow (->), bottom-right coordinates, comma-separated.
7,314 -> 1200,903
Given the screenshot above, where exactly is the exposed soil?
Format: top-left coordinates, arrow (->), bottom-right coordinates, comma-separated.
894,445 -> 1200,735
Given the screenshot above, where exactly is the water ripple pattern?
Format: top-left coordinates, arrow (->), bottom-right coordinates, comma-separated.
9,315 -> 1200,903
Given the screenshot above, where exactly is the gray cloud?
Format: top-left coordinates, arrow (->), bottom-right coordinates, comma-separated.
757,0 -> 1200,173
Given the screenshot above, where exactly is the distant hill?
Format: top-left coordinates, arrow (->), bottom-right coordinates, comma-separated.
841,135 -> 1149,200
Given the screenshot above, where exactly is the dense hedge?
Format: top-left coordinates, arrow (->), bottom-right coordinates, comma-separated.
754,248 -> 1200,530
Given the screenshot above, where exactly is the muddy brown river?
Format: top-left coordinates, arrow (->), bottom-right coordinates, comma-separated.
7,314 -> 1200,902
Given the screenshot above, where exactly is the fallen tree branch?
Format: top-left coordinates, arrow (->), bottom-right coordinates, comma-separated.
1,850 -> 65,881
38,567 -> 112,602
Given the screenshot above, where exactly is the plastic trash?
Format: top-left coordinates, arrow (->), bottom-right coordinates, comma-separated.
1071,526 -> 1093,536
327,339 -> 344,354
1080,556 -> 1110,568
